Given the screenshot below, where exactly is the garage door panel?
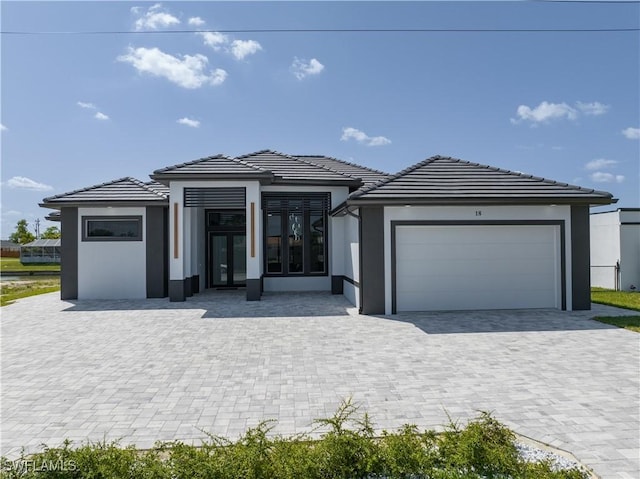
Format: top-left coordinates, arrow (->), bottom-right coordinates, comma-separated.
396,257 -> 556,278
398,288 -> 555,311
398,270 -> 555,291
395,225 -> 560,311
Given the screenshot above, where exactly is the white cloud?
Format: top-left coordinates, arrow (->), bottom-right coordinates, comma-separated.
94,112 -> 110,120
77,101 -> 96,109
188,17 -> 205,27
0,123 -> 7,131
511,101 -> 577,124
340,127 -> 391,147
231,40 -> 262,60
198,31 -> 229,51
585,158 -> 617,170
198,31 -> 262,62
291,57 -> 324,80
117,46 -> 227,89
622,127 -> 640,140
6,176 -> 53,191
590,172 -> 625,183
576,101 -> 610,116
511,100 -> 611,125
177,117 -> 200,128
134,3 -> 180,31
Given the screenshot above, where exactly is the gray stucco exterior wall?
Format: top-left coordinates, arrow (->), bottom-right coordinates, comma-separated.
571,205 -> 591,310
359,206 -> 385,314
146,206 -> 168,298
60,207 -> 78,300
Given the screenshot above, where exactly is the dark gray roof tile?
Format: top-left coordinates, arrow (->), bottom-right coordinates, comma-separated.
42,177 -> 168,205
350,156 -> 614,204
152,154 -> 271,179
297,155 -> 389,186
144,180 -> 170,197
235,150 -> 361,184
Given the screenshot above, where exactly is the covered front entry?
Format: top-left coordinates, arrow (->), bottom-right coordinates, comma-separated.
206,210 -> 247,289
392,222 -> 564,312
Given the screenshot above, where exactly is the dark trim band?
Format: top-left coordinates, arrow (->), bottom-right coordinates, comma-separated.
343,275 -> 360,287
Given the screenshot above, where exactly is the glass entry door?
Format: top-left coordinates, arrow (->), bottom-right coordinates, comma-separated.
208,232 -> 246,288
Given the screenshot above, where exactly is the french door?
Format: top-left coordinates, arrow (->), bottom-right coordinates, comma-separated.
208,232 -> 246,288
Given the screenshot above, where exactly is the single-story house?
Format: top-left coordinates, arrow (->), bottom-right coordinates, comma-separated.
41,150 -> 615,314
590,208 -> 639,291
1,240 -> 21,258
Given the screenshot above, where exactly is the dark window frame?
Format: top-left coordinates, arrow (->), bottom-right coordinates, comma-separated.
262,193 -> 329,277
82,216 -> 143,242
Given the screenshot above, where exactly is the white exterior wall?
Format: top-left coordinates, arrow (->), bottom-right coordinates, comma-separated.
383,205 -> 573,314
590,211 -> 621,289
261,185 -> 349,292
620,210 -> 640,291
77,206 -> 147,299
169,180 -> 263,285
343,210 -> 360,308
593,210 -> 640,291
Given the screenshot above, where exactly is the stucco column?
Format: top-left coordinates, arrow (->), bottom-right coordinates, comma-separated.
245,182 -> 262,300
169,182 -> 185,301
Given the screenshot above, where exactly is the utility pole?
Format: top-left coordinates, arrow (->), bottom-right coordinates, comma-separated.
34,218 -> 40,239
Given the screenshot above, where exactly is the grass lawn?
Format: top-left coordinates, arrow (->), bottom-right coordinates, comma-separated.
0,277 -> 60,307
0,257 -> 60,272
591,288 -> 640,333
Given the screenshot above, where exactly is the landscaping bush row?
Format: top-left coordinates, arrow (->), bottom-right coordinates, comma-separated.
0,399 -> 588,479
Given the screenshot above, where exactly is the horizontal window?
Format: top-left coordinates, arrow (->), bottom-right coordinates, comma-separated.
82,216 -> 143,241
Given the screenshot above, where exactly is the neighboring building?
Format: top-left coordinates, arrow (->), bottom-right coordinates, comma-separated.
20,238 -> 62,264
41,151 -> 615,313
590,208 -> 640,291
1,240 -> 21,258
20,238 -> 61,264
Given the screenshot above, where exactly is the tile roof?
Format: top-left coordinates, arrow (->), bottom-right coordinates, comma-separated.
297,155 -> 389,186
349,156 -> 615,204
41,177 -> 168,205
234,150 -> 361,185
151,154 -> 271,180
144,181 -> 170,197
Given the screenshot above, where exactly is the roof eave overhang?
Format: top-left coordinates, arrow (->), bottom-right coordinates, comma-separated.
149,173 -> 274,185
40,200 -> 169,209
345,196 -> 617,207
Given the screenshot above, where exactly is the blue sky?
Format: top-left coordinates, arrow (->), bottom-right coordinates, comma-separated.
1,0 -> 639,237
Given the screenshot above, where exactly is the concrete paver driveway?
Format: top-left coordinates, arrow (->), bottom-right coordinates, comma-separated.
1,291 -> 638,478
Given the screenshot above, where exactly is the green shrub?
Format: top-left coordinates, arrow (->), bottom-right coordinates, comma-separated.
437,411 -> 520,477
0,402 -> 590,479
377,424 -> 439,478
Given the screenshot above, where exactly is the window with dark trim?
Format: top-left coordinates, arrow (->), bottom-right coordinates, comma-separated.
82,216 -> 143,241
262,193 -> 329,276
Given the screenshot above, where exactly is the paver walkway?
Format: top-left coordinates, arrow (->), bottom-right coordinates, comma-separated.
1,291 -> 638,478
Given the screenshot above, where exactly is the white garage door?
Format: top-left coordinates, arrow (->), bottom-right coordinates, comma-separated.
395,224 -> 561,311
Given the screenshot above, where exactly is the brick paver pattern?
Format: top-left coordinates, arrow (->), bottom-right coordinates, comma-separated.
1,291 -> 638,479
